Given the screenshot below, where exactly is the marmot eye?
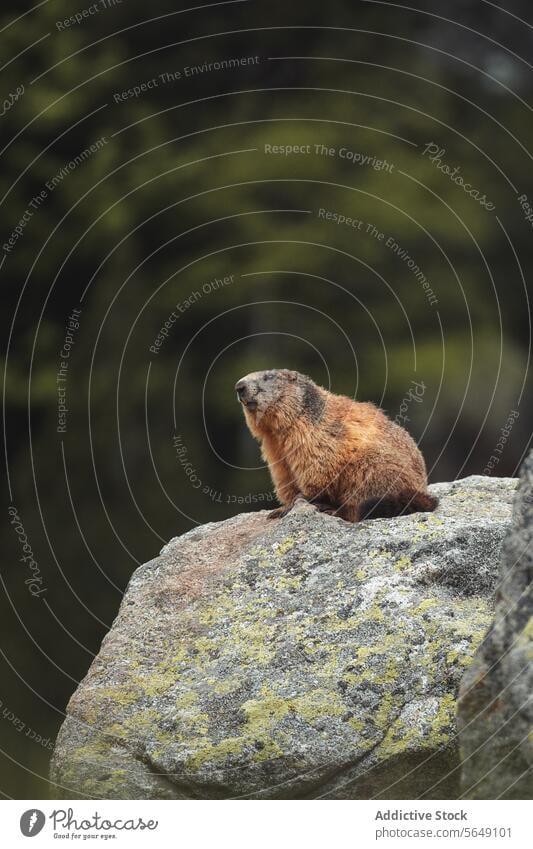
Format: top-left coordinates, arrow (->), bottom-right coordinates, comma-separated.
263,373 -> 273,381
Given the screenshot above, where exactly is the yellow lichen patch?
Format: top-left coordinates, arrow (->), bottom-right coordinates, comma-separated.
186,735 -> 247,770
446,647 -> 476,668
341,637 -> 406,687
450,489 -> 485,500
432,693 -> 456,747
394,556 -> 412,572
291,691 -> 341,722
367,603 -> 386,622
274,536 -> 295,556
91,684 -> 140,710
319,598 -> 388,633
207,676 -> 244,696
273,574 -> 302,592
285,616 -> 312,641
227,612 -> 278,666
379,692 -> 455,760
412,598 -> 440,615
192,635 -> 219,655
381,656 -> 401,684
66,737 -> 113,762
198,695 -> 293,764
375,692 -> 402,730
133,660 -> 182,698
105,708 -> 165,741
197,594 -> 237,626
522,616 -> 533,640
521,617 -> 533,639
241,693 -> 292,727
347,715 -> 365,732
87,649 -> 196,715
354,646 -> 373,662
242,684 -> 354,736
363,549 -> 394,576
445,601 -> 492,642
368,549 -> 393,565
251,738 -> 285,762
380,717 -> 420,758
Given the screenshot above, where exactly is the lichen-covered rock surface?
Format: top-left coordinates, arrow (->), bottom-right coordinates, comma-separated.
458,459 -> 533,799
51,475 -> 517,799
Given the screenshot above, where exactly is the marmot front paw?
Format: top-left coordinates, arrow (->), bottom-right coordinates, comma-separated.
267,504 -> 294,519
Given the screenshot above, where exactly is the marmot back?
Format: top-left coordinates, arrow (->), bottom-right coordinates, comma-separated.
235,369 -> 438,522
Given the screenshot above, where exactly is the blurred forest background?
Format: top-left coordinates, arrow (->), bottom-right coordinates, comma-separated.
1,0 -> 532,797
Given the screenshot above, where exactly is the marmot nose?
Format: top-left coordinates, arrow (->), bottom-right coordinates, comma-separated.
235,380 -> 246,399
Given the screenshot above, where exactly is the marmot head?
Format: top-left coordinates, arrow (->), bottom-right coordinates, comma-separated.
235,369 -> 325,432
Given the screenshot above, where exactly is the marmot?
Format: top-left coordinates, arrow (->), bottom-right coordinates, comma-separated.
235,369 -> 438,522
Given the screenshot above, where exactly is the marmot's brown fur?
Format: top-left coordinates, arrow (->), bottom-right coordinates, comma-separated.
235,369 -> 438,522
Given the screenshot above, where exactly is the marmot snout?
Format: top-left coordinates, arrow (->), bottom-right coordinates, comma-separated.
235,369 -> 438,523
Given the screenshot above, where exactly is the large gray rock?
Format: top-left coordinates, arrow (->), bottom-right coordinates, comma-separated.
458,459 -> 533,799
51,475 -> 517,799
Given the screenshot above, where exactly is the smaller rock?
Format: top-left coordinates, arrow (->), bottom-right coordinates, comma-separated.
458,454 -> 533,799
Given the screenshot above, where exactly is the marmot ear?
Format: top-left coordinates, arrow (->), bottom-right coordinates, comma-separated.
287,371 -> 298,382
